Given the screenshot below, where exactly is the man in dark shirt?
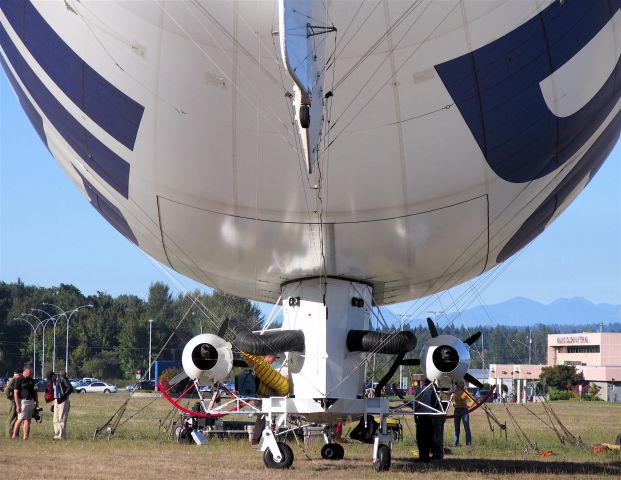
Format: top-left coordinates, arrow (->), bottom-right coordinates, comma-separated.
12,366 -> 38,440
5,368 -> 22,437
53,370 -> 74,439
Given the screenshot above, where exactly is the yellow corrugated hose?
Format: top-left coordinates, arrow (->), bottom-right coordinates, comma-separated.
241,352 -> 289,396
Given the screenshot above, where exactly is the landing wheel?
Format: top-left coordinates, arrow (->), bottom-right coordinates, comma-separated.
374,444 -> 391,472
263,442 -> 294,469
321,443 -> 344,460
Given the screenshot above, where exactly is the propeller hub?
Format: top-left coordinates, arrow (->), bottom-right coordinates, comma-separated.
420,334 -> 470,384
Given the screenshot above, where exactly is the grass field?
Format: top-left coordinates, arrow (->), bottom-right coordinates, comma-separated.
0,394 -> 619,479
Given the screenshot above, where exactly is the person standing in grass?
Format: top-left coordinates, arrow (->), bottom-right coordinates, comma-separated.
452,380 -> 472,446
414,379 -> 434,462
5,368 -> 22,437
12,366 -> 38,440
53,370 -> 73,440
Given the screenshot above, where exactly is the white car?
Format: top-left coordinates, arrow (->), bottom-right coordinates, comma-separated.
75,381 -> 118,394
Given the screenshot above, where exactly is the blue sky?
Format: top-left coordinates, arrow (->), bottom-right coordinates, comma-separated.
1,73 -> 620,316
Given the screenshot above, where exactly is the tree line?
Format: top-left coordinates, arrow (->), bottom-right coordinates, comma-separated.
1,280 -> 618,380
0,280 -> 261,379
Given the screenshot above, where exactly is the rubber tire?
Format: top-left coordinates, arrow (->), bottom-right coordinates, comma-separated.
104,389 -> 110,394
79,389 -> 86,394
299,105 -> 310,129
321,443 -> 344,460
263,442 -> 294,469
374,444 -> 391,472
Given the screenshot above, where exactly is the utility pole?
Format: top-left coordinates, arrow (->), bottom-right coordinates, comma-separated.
528,328 -> 532,365
481,331 -> 485,370
399,323 -> 404,389
148,319 -> 154,380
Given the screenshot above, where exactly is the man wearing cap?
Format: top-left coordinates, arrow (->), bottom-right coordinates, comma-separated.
12,366 -> 38,440
4,368 -> 22,437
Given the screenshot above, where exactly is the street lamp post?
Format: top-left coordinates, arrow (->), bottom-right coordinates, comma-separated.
13,317 -> 40,375
23,312 -> 51,378
512,331 -> 532,365
148,319 -> 154,380
43,302 -> 94,374
32,308 -> 61,372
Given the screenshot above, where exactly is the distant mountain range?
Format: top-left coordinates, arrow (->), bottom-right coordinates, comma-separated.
260,297 -> 621,329
383,297 -> 621,329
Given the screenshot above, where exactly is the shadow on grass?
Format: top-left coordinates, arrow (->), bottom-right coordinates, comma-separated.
394,457 -> 621,475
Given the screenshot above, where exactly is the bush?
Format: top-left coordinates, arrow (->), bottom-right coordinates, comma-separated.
548,388 -> 572,401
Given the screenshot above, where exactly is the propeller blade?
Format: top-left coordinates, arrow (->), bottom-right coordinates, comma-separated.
233,358 -> 248,368
427,317 -> 439,337
169,371 -> 189,387
217,317 -> 230,338
464,373 -> 484,389
400,358 -> 420,366
463,331 -> 481,346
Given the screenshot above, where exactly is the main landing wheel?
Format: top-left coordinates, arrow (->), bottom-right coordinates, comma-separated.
321,443 -> 345,460
374,444 -> 391,472
263,442 -> 294,469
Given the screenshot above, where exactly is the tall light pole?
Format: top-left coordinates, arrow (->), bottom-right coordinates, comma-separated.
13,317 -> 40,375
43,302 -> 94,374
148,319 -> 154,380
396,313 -> 414,389
528,329 -> 532,365
512,336 -> 532,365
32,308 -> 60,372
23,312 -> 51,378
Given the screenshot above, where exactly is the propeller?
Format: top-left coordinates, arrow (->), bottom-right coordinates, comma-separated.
427,317 -> 439,337
420,318 -> 483,388
464,372 -> 484,389
463,331 -> 481,346
217,317 -> 230,338
168,370 -> 189,387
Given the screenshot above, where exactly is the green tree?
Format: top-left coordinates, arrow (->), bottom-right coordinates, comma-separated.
82,350 -> 123,379
117,295 -> 147,377
540,364 -> 584,390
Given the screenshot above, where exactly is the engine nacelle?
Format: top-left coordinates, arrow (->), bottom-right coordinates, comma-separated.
419,334 -> 470,385
181,334 -> 233,385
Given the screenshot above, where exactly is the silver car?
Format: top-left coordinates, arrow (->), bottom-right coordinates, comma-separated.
75,381 -> 118,394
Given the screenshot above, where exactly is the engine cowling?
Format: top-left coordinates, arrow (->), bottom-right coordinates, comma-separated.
419,334 -> 470,385
181,334 -> 233,385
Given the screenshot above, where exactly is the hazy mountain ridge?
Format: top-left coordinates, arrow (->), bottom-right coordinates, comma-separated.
386,297 -> 621,329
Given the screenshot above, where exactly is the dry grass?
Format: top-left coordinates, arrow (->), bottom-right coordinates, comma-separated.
0,394 -> 619,480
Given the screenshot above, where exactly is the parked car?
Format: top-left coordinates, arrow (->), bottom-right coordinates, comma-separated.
477,389 -> 494,402
75,381 -> 118,394
70,378 -> 82,388
127,380 -> 155,391
35,378 -> 48,392
221,380 -> 235,392
81,377 -> 99,383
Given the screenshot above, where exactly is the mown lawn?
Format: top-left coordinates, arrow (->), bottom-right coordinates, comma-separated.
0,394 -> 619,479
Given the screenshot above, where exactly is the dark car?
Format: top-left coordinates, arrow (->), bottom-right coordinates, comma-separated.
131,380 -> 155,391
35,378 -> 48,392
477,389 -> 494,402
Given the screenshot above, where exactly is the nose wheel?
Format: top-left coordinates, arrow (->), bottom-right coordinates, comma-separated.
321,442 -> 345,460
373,444 -> 391,471
263,442 -> 294,469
